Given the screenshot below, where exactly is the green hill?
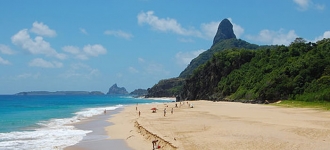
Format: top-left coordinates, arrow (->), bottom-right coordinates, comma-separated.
146,19 -> 259,97
179,19 -> 259,78
180,38 -> 330,102
147,18 -> 330,103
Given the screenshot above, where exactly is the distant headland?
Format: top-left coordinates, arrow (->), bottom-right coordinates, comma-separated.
15,91 -> 105,96
15,83 -> 148,97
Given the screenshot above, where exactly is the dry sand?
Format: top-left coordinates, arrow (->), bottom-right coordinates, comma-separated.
106,100 -> 330,150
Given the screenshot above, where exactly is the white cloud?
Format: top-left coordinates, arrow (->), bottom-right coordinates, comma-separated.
0,56 -> 11,65
246,29 -> 298,45
11,29 -> 66,59
0,44 -> 15,55
322,31 -> 330,38
104,30 -> 133,40
144,62 -> 170,75
62,45 -> 87,60
293,0 -> 325,10
16,72 -> 40,79
175,49 -> 206,67
314,31 -> 330,42
178,38 -> 194,43
137,58 -> 169,75
83,44 -> 107,57
29,58 -> 63,68
80,28 -> 88,35
138,58 -> 145,63
137,11 -> 244,41
137,11 -> 201,37
30,21 -> 57,37
76,54 -> 89,60
62,44 -> 107,60
201,19 -> 244,40
60,63 -> 99,79
62,46 -> 80,54
201,21 -> 219,40
128,67 -> 139,73
228,18 -> 244,38
294,0 -> 309,9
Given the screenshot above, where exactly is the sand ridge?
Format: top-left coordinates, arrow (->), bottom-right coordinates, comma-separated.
106,100 -> 330,150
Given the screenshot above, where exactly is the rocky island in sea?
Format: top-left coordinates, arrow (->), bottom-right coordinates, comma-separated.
15,83 -> 149,97
106,83 -> 129,95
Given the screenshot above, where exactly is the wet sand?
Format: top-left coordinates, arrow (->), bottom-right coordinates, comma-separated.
65,108 -> 132,150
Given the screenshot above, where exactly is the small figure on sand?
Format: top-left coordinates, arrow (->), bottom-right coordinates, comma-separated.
175,103 -> 178,108
152,139 -> 158,149
139,111 -> 141,117
171,108 -> 173,114
190,103 -> 194,108
104,109 -> 106,114
164,108 -> 166,117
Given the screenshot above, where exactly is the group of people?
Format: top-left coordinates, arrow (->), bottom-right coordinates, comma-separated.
138,102 -> 194,117
163,106 -> 174,117
135,101 -> 194,149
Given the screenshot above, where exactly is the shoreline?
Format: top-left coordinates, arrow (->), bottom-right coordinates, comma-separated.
64,98 -> 173,150
106,100 -> 330,150
64,108 -> 132,150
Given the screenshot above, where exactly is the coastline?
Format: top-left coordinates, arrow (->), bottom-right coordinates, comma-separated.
64,108 -> 132,150
64,98 -> 174,150
106,100 -> 330,150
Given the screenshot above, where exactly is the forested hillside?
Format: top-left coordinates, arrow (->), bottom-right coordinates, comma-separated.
181,38 -> 330,102
147,18 -> 330,103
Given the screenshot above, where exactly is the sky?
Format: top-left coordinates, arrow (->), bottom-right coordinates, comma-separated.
0,0 -> 330,94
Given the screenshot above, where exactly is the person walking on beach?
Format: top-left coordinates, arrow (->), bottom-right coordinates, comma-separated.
171,108 -> 173,114
164,108 -> 166,117
152,139 -> 158,149
138,111 -> 141,117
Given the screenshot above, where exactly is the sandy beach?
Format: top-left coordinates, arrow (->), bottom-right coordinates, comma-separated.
106,100 -> 330,150
65,108 -> 132,150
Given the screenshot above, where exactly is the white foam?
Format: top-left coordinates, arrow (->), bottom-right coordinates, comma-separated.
0,105 -> 123,150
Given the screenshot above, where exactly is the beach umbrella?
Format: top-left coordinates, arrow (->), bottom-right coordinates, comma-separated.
151,107 -> 157,113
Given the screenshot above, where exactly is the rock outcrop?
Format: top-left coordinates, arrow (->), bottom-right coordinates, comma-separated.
106,84 -> 128,95
212,18 -> 236,46
179,19 -> 258,78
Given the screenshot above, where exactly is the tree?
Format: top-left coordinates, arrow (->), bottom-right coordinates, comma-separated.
292,37 -> 307,44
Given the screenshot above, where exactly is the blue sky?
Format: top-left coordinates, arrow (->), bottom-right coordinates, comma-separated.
0,0 -> 329,94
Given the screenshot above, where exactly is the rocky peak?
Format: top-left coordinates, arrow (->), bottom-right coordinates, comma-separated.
107,83 -> 128,95
212,19 -> 236,46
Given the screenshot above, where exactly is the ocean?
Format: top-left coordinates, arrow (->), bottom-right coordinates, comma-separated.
0,95 -> 171,150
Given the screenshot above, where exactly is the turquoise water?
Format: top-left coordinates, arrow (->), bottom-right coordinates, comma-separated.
0,95 -> 170,149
